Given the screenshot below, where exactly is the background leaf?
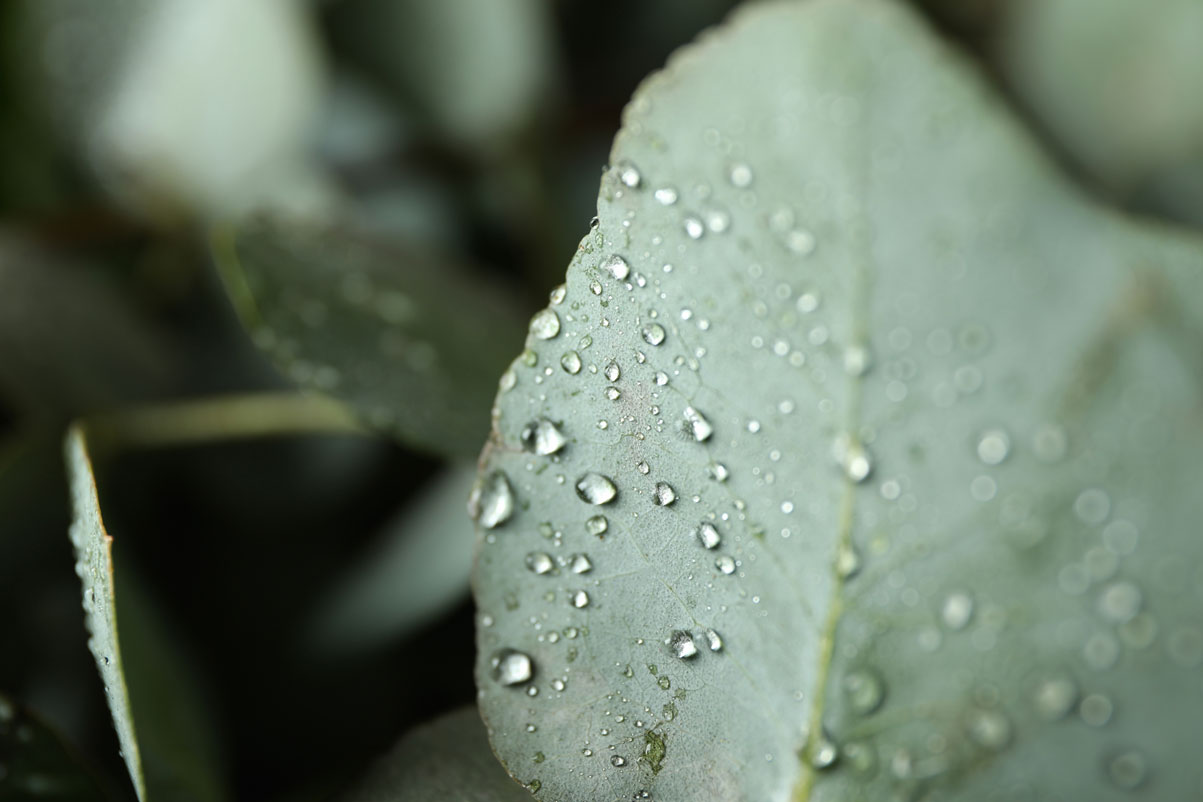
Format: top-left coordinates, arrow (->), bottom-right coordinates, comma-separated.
343,708 -> 532,802
65,426 -> 227,802
471,1 -> 1203,800
0,693 -> 110,801
213,217 -> 528,458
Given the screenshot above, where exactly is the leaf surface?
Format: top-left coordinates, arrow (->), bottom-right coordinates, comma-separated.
470,1 -> 1203,800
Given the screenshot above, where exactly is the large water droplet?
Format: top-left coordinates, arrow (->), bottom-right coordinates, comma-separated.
569,553 -> 593,574
561,351 -> 582,374
684,406 -> 713,442
604,360 -> 621,382
652,482 -> 676,507
842,668 -> 885,715
667,630 -> 698,659
491,649 -> 533,685
642,323 -> 666,346
586,515 -> 609,537
521,419 -> 567,456
696,522 -> 722,550
526,552 -> 554,575
530,309 -> 561,340
716,555 -> 736,575
602,254 -> 630,281
472,472 -> 515,529
571,590 -> 590,609
576,473 -> 617,505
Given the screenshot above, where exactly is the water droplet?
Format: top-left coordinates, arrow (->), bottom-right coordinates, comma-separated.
576,473 -> 617,505
602,254 -> 630,281
1083,632 -> 1120,670
715,555 -> 736,575
521,419 -> 567,456
604,360 -> 621,382
684,406 -> 713,442
1074,488 -> 1111,525
941,592 -> 974,631
571,590 -> 590,609
667,630 -> 698,659
1107,750 -> 1148,790
707,461 -> 729,482
786,228 -> 816,255
843,668 -> 886,715
729,162 -> 753,188
637,460 -> 650,475
1079,693 -> 1113,727
491,649 -> 533,685
642,323 -> 666,346
550,678 -> 566,691
836,543 -> 862,579
605,386 -> 621,401
683,216 -> 705,239
561,351 -> 582,374
1097,581 -> 1142,623
569,553 -> 593,574
530,309 -> 561,340
611,755 -> 627,767
616,161 -> 641,188
810,732 -> 838,769
976,429 -> 1011,466
586,515 -> 609,537
526,552 -> 554,575
472,472 -> 515,529
966,708 -> 1011,751
652,482 -> 676,506
654,186 -> 678,205
705,628 -> 723,652
843,345 -> 871,377
1033,675 -> 1078,721
696,522 -> 721,549
832,434 -> 872,483
654,371 -> 669,386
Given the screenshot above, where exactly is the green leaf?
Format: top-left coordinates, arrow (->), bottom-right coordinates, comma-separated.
213,217 -> 528,459
343,708 -> 533,802
470,1 -> 1203,800
307,464 -> 480,655
0,693 -> 110,801
65,425 -> 227,802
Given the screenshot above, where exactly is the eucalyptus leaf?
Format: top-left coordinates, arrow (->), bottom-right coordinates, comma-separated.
65,426 -> 227,802
344,708 -> 532,802
213,217 -> 528,458
0,693 -> 110,801
308,464 -> 479,655
471,2 -> 1203,801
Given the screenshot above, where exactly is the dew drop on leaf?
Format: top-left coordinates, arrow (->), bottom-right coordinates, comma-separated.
491,649 -> 534,686
471,471 -> 515,529
525,552 -> 554,575
667,630 -> 698,659
641,323 -> 667,346
521,419 -> 567,456
530,309 -> 561,340
653,482 -> 677,507
695,522 -> 722,550
576,473 -> 618,505
602,255 -> 631,281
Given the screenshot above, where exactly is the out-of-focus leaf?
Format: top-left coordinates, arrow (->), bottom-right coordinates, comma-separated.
999,0 -> 1203,223
471,1 -> 1203,801
0,693 -> 110,801
96,0 -> 333,221
343,708 -> 531,802
308,464 -> 479,655
65,425 -> 226,802
0,233 -> 171,420
329,0 -> 558,150
212,217 -> 527,458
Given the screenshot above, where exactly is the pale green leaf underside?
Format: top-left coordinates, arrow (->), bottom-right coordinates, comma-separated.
471,1 -> 1203,801
65,425 -> 145,802
344,708 -> 533,802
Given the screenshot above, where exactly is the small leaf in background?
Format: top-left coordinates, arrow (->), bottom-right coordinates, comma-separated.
307,464 -> 480,655
213,217 -> 528,459
0,692 -> 110,801
471,1 -> 1203,800
344,708 -> 532,802
65,426 -> 227,802
998,0 -> 1203,224
328,0 -> 559,151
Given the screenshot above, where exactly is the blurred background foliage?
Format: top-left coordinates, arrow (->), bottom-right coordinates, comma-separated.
0,0 -> 1199,799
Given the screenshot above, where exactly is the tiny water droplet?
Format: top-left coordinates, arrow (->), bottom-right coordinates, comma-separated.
684,406 -> 713,442
604,360 -> 621,382
1079,693 -> 1113,727
843,345 -> 871,377
576,473 -> 617,505
696,522 -> 721,550
833,434 -> 872,483
1097,581 -> 1142,623
966,708 -> 1011,751
602,254 -> 630,281
641,323 -> 666,346
561,351 -> 582,374
683,216 -> 705,239
976,429 -> 1011,466
616,161 -> 641,189
654,186 -> 678,205
491,649 -> 533,685
521,419 -> 567,455
729,162 -> 753,188
637,460 -> 650,475
605,386 -> 621,401
1032,675 -> 1078,721
530,309 -> 561,340
1074,488 -> 1111,525
1107,750 -> 1148,790
786,228 -> 816,255
653,482 -> 676,506
571,590 -> 590,609
570,553 -> 593,574
941,591 -> 974,631
705,628 -> 723,652
836,543 -> 862,579
716,555 -> 736,575
667,630 -> 698,659
525,552 -> 554,575
707,461 -> 729,482
611,755 -> 627,767
586,515 -> 609,537
810,732 -> 838,769
472,472 -> 515,529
